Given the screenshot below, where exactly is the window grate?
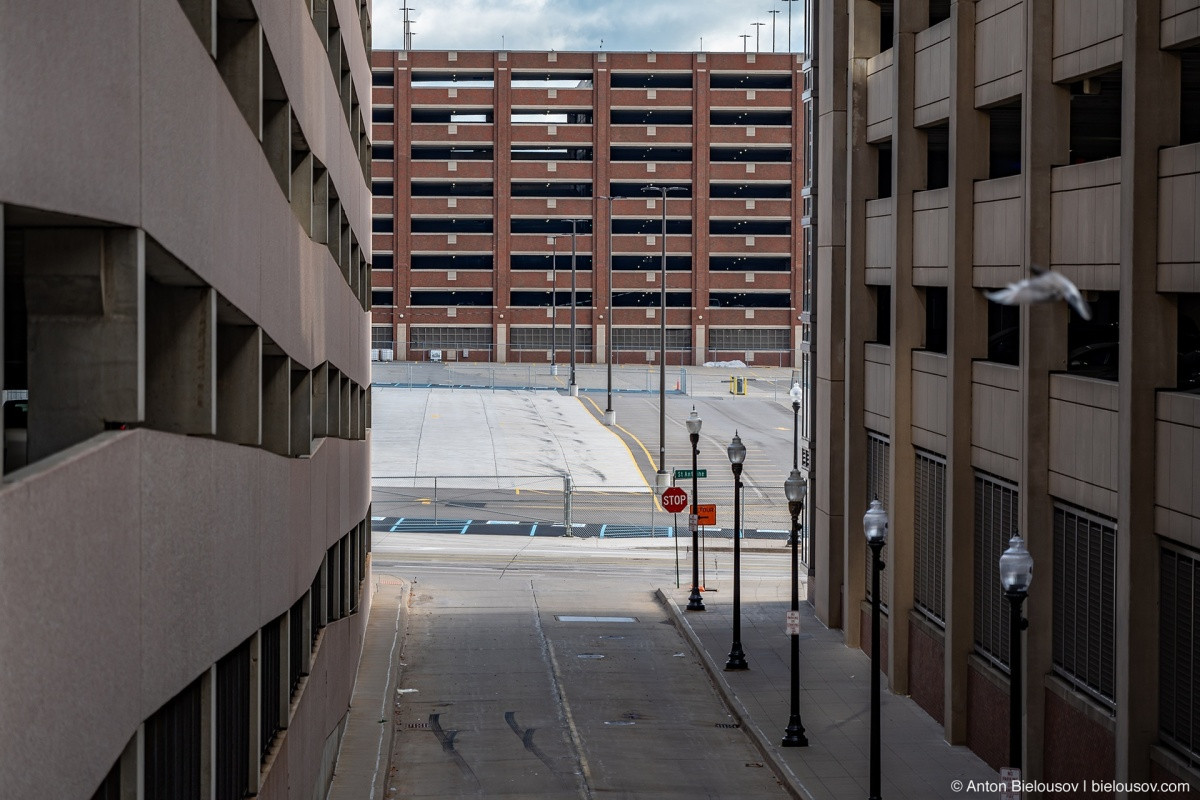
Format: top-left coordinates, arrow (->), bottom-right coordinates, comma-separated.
144,675 -> 203,800
215,639 -> 251,800
914,451 -> 947,627
289,595 -> 306,694
1160,543 -> 1200,766
1052,503 -> 1117,707
865,432 -> 890,610
409,326 -> 494,350
508,327 -> 593,350
973,473 -> 1018,671
260,615 -> 284,763
708,328 -> 790,351
611,327 -> 692,351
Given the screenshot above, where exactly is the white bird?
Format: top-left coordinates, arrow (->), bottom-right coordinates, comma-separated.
985,268 -> 1092,321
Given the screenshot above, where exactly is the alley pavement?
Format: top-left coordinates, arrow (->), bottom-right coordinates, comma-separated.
332,556 -> 999,800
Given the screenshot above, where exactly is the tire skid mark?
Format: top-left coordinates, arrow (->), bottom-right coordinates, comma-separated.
504,710 -> 562,776
428,712 -> 478,785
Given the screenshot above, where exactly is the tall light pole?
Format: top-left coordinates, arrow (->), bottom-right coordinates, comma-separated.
752,21 -> 765,53
725,433 -> 748,669
768,9 -> 780,52
999,534 -> 1033,774
739,33 -> 751,53
788,382 -> 802,545
642,185 -> 684,489
568,219 -> 580,396
780,0 -> 800,53
781,469 -> 809,746
863,498 -> 889,800
549,235 -> 561,376
596,195 -> 619,424
685,408 -> 704,611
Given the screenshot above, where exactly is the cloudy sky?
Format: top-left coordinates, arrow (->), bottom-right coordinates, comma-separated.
373,0 -> 806,55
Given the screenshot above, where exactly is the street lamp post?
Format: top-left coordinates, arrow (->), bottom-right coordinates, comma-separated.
642,185 -> 684,490
725,432 -> 749,670
569,219 -> 579,396
596,196 -> 619,424
780,0 -> 799,53
685,407 -> 705,611
999,534 -> 1033,774
781,469 -> 809,746
549,235 -> 560,376
788,382 -> 802,546
863,498 -> 889,800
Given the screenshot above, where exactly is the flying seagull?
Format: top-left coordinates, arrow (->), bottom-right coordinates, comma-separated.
985,267 -> 1092,321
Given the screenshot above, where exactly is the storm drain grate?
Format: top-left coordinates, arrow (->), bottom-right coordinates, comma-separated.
406,722 -> 431,729
715,722 -> 741,729
556,616 -> 639,623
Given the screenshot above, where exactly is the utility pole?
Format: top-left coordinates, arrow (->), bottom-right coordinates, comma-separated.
780,0 -> 800,53
401,0 -> 415,49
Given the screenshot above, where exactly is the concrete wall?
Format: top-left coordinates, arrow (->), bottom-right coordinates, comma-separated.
0,1 -> 373,798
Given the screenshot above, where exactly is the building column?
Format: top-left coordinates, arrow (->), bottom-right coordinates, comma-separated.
1020,0 -> 1071,778
884,0 -> 925,697
1115,0 -> 1179,781
814,0 -> 850,630
944,0 -> 992,745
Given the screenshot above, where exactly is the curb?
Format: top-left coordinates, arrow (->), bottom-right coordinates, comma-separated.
329,567 -> 411,800
655,588 -> 816,800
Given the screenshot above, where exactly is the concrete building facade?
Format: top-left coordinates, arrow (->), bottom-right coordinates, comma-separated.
1,2 -> 373,798
807,0 -> 1200,789
370,49 -> 806,367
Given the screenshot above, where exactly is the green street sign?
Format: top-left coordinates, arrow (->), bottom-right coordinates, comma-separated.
674,469 -> 707,479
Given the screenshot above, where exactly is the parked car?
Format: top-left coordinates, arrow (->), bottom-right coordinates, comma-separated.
1067,341 -> 1119,379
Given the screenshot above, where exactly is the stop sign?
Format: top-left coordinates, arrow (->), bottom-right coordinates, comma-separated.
661,486 -> 689,513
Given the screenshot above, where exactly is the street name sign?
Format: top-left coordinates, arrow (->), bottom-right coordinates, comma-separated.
673,469 -> 707,479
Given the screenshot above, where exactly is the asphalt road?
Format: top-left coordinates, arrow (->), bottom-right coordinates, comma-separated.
375,535 -> 792,799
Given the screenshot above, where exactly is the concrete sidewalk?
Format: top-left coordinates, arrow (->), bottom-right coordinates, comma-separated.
659,577 -> 999,800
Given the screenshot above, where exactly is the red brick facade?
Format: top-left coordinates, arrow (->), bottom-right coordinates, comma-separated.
370,50 -> 805,366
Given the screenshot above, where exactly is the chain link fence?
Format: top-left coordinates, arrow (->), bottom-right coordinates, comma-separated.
371,474 -> 797,541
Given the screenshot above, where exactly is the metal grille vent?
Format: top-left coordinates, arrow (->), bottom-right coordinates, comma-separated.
1160,543 -> 1199,765
973,472 -> 1018,671
913,451 -> 947,627
1052,503 -> 1117,707
865,432 -> 890,610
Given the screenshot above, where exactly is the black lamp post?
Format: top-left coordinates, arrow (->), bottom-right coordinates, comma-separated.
863,498 -> 888,800
568,219 -> 580,395
999,534 -> 1033,773
787,381 -> 802,546
596,195 -> 618,424
725,432 -> 749,670
549,235 -> 561,376
781,468 -> 808,746
642,184 -> 684,490
685,407 -> 704,611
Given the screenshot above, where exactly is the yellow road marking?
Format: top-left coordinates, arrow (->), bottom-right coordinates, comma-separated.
581,396 -> 655,498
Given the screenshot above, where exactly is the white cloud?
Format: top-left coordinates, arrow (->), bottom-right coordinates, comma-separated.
372,0 -> 806,54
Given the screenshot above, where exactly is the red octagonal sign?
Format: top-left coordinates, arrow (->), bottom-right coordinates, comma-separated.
661,486 -> 689,513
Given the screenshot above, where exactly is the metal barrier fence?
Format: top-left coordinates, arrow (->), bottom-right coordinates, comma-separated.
371,474 -> 800,542
370,361 -> 804,402
370,362 -> 690,395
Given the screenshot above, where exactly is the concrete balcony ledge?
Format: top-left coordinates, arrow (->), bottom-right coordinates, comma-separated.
1049,373 -> 1119,514
1155,390 -> 1200,547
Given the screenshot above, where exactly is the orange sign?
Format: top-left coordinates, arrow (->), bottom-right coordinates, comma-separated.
695,504 -> 717,526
